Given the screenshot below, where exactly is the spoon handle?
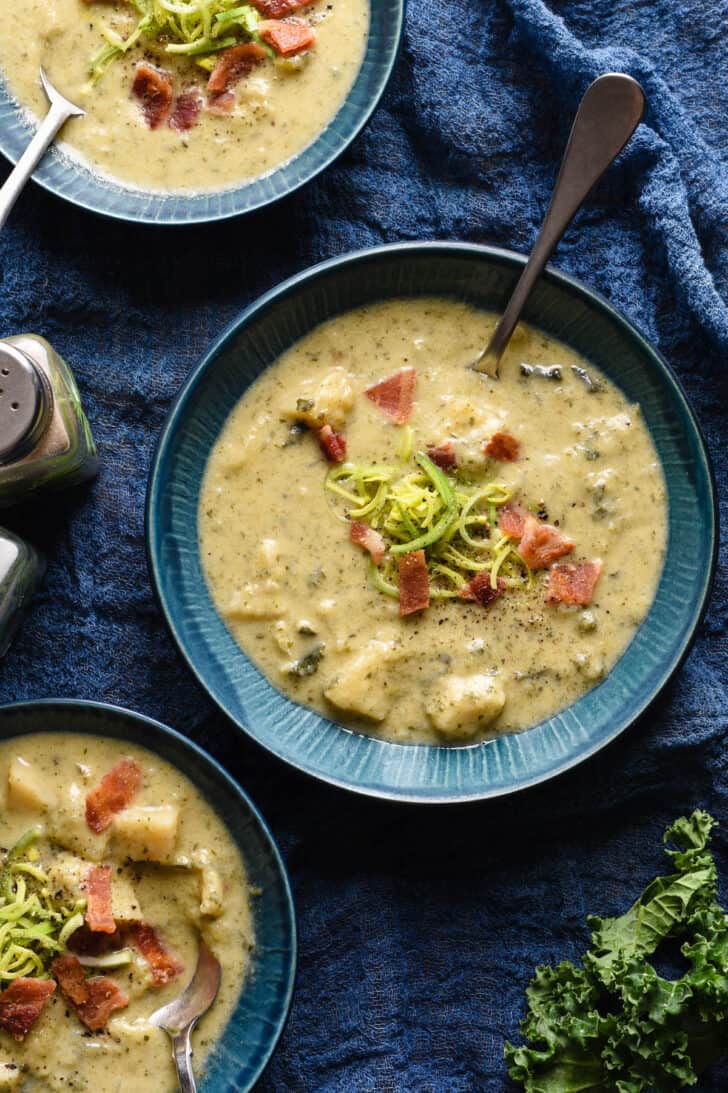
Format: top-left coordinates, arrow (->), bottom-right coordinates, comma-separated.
473,73 -> 645,376
171,1027 -> 198,1093
0,102 -> 70,232
0,69 -> 84,233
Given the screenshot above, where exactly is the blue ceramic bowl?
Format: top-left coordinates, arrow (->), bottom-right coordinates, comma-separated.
0,699 -> 296,1090
0,0 -> 403,225
146,243 -> 717,802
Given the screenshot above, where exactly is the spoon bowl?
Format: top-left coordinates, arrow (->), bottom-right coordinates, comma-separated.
39,67 -> 85,120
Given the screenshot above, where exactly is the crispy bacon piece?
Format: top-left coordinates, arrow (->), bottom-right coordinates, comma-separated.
251,0 -> 306,16
349,521 -> 386,565
54,957 -> 129,1032
547,561 -> 603,606
80,978 -> 129,1031
207,90 -> 235,116
483,431 -> 520,462
207,43 -> 266,97
317,424 -> 347,463
128,925 -> 183,987
85,865 -> 115,934
86,757 -> 143,835
426,441 -> 457,471
258,18 -> 316,55
364,367 -> 417,425
460,572 -> 503,609
52,955 -> 88,1007
0,978 -> 55,1042
518,515 -> 574,570
169,90 -> 203,132
132,63 -> 174,130
398,550 -> 429,616
499,503 -> 527,539
53,955 -> 129,1032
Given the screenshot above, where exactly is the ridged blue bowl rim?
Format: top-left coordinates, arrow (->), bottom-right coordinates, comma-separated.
146,242 -> 718,803
0,698 -> 297,1089
0,0 -> 404,226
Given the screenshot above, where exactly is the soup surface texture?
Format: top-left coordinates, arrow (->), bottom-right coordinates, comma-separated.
0,733 -> 252,1091
199,299 -> 667,745
0,0 -> 368,192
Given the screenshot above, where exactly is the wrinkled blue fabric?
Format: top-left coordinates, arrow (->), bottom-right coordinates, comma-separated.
0,0 -> 726,1088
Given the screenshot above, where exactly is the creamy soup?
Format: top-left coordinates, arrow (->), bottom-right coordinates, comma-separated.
199,299 -> 667,745
0,733 -> 253,1091
0,0 -> 368,192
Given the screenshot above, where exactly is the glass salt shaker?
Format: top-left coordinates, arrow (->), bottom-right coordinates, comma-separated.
0,527 -> 44,658
0,335 -> 98,506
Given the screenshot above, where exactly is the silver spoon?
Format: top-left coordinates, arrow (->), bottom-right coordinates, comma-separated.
149,938 -> 222,1093
0,67 -> 85,232
471,72 -> 645,377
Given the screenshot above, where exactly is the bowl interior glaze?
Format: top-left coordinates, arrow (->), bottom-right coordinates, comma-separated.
0,0 -> 403,225
0,699 -> 296,1090
147,243 -> 717,802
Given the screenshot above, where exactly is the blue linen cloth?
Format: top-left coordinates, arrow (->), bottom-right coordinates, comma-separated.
1,0 -> 727,1087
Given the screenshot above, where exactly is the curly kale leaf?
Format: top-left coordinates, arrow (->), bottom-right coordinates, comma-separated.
505,812 -> 728,1093
505,963 -> 613,1091
664,812 -> 717,872
587,812 -> 717,988
682,906 -> 728,1022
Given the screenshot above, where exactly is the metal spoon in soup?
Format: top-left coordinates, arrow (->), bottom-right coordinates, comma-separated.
470,72 -> 645,378
149,938 -> 222,1093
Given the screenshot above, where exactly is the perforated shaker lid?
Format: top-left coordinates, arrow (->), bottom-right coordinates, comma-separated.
0,342 -> 53,464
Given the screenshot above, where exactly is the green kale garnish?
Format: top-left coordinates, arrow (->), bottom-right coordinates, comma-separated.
287,643 -> 325,678
505,811 -> 728,1092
